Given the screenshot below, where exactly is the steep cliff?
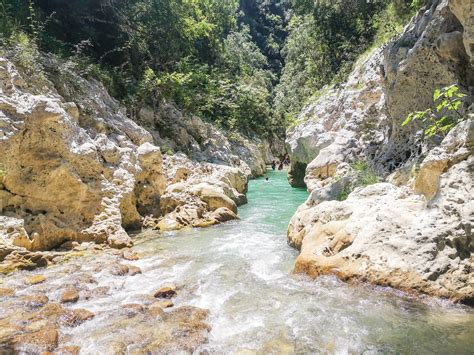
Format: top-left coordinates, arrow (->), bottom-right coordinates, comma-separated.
0,54 -> 265,270
286,0 -> 473,304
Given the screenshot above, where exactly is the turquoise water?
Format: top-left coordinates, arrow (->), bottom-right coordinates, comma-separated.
130,170 -> 474,353
6,169 -> 471,353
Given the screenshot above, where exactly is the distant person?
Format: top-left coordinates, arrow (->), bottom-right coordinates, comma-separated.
265,177 -> 269,182
271,160 -> 276,171
278,162 -> 283,170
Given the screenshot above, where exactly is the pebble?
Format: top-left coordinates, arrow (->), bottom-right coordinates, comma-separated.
128,265 -> 142,276
154,285 -> 177,299
20,294 -> 49,308
60,287 -> 79,304
0,287 -> 15,297
122,249 -> 140,261
26,274 -> 46,285
109,263 -> 129,276
13,327 -> 59,352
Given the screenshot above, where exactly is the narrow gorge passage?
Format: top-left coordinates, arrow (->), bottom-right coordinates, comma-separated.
2,170 -> 472,353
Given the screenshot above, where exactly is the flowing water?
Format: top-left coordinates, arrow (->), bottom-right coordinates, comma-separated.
2,169 -> 474,353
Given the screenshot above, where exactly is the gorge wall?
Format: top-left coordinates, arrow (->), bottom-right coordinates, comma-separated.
0,54 -> 272,271
286,0 -> 474,304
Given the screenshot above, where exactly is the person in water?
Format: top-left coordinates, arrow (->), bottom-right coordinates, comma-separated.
265,177 -> 269,182
271,160 -> 276,170
278,161 -> 284,170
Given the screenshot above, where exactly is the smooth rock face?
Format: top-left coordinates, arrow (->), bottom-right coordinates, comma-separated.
60,287 -> 79,304
286,0 -> 474,303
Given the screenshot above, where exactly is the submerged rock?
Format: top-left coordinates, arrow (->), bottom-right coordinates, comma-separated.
0,287 -> 14,297
60,287 -> 79,304
13,327 -> 59,353
154,285 -> 177,299
19,294 -> 49,308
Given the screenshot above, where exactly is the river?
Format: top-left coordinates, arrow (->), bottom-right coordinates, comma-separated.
1,169 -> 473,353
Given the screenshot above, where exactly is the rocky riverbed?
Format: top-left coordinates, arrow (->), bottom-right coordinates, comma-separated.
2,171 -> 473,354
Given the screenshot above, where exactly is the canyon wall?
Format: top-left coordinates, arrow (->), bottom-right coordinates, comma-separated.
286,0 -> 474,304
0,54 -> 267,270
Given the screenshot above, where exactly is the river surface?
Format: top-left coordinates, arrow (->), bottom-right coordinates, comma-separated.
134,170 -> 474,353
2,169 -> 474,354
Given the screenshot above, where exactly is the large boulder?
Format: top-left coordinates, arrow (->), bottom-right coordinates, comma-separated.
288,120 -> 473,304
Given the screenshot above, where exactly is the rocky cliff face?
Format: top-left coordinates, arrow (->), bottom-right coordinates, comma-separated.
287,0 -> 473,188
0,55 -> 261,270
286,0 -> 474,304
137,103 -> 281,178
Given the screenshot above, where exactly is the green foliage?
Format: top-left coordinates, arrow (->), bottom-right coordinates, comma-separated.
402,85 -> 467,138
337,160 -> 379,201
7,31 -> 47,88
337,185 -> 351,201
275,0 -> 425,117
0,0 -> 426,139
352,160 -> 379,186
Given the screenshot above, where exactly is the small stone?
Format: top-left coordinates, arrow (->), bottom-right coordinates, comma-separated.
150,300 -> 174,309
108,234 -> 133,249
84,286 -> 109,300
60,287 -> 79,304
122,304 -> 144,317
0,287 -> 15,297
153,285 -> 177,299
122,249 -> 140,261
63,309 -> 95,327
128,265 -> 142,276
109,263 -> 129,276
26,274 -> 46,285
13,327 -> 59,352
53,345 -> 81,355
20,294 -> 49,308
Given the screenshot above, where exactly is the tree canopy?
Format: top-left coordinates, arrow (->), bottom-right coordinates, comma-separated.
0,0 -> 426,137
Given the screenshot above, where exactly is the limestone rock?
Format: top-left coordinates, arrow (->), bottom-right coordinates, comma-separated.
0,54 -> 253,264
289,152 -> 473,303
286,0 -> 473,304
26,275 -> 46,285
13,327 -> 59,353
414,119 -> 473,199
60,287 -> 79,304
210,207 -> 239,223
286,0 -> 474,187
154,285 -> 177,299
137,103 -> 279,178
